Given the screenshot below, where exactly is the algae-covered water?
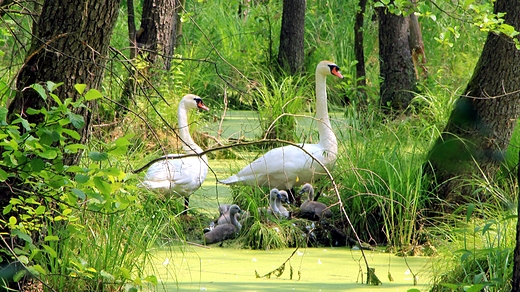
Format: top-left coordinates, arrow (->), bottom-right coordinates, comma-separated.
148,245 -> 433,292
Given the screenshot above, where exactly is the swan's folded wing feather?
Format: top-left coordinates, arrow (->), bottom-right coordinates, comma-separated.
221,144 -> 336,189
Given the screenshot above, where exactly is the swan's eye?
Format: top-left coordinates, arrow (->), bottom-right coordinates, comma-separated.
328,65 -> 343,78
195,98 -> 210,111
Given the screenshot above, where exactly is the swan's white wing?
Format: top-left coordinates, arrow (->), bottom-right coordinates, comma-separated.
140,155 -> 208,196
221,144 -> 337,189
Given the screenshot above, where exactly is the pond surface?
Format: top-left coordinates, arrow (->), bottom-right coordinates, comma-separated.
148,245 -> 433,292
205,109 -> 350,142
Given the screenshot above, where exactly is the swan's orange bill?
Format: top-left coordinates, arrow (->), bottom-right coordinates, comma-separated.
197,101 -> 210,111
331,66 -> 343,79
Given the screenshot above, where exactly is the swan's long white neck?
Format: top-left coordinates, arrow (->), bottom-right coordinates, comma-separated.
315,70 -> 337,150
178,103 -> 203,155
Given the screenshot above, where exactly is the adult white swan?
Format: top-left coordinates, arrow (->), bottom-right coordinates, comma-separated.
139,94 -> 209,211
220,60 -> 343,192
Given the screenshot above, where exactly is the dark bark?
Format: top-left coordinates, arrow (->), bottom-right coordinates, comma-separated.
7,0 -> 121,165
128,0 -> 138,60
120,0 -> 139,115
277,0 -> 305,75
137,0 -> 177,70
377,5 -> 417,113
425,0 -> 520,207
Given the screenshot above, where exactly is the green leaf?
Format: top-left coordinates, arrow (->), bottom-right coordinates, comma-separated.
46,81 -> 63,92
12,229 -> 33,244
75,174 -> 90,184
0,107 -> 7,125
20,118 -> 31,131
108,146 -> 127,156
74,84 -> 87,95
28,264 -> 47,275
465,284 -> 486,292
84,89 -> 103,100
49,93 -> 63,106
67,112 -> 85,129
42,244 -> 57,258
3,204 -> 12,215
94,177 -> 111,195
30,158 -> 45,172
119,267 -> 132,280
100,270 -> 115,280
0,168 -> 8,181
30,84 -> 47,100
13,269 -> 26,282
65,144 -> 88,153
61,128 -> 81,140
466,203 -> 475,222
37,149 -> 58,159
25,108 -> 40,115
144,275 -> 158,285
115,136 -> 132,147
35,205 -> 46,215
71,188 -> 86,200
89,151 -> 108,161
38,131 -> 53,146
9,153 -> 18,165
44,235 -> 59,241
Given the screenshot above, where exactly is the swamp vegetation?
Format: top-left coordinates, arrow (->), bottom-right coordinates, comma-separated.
0,0 -> 519,291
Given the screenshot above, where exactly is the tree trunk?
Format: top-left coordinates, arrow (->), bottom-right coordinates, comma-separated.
425,0 -> 520,208
277,0 -> 305,75
137,0 -> 177,70
119,0 -> 139,116
8,0 -> 121,165
377,4 -> 417,113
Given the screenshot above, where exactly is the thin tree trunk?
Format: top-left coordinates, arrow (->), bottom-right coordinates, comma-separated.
119,0 -> 139,116
377,4 -> 417,113
277,0 -> 305,75
137,0 -> 177,70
